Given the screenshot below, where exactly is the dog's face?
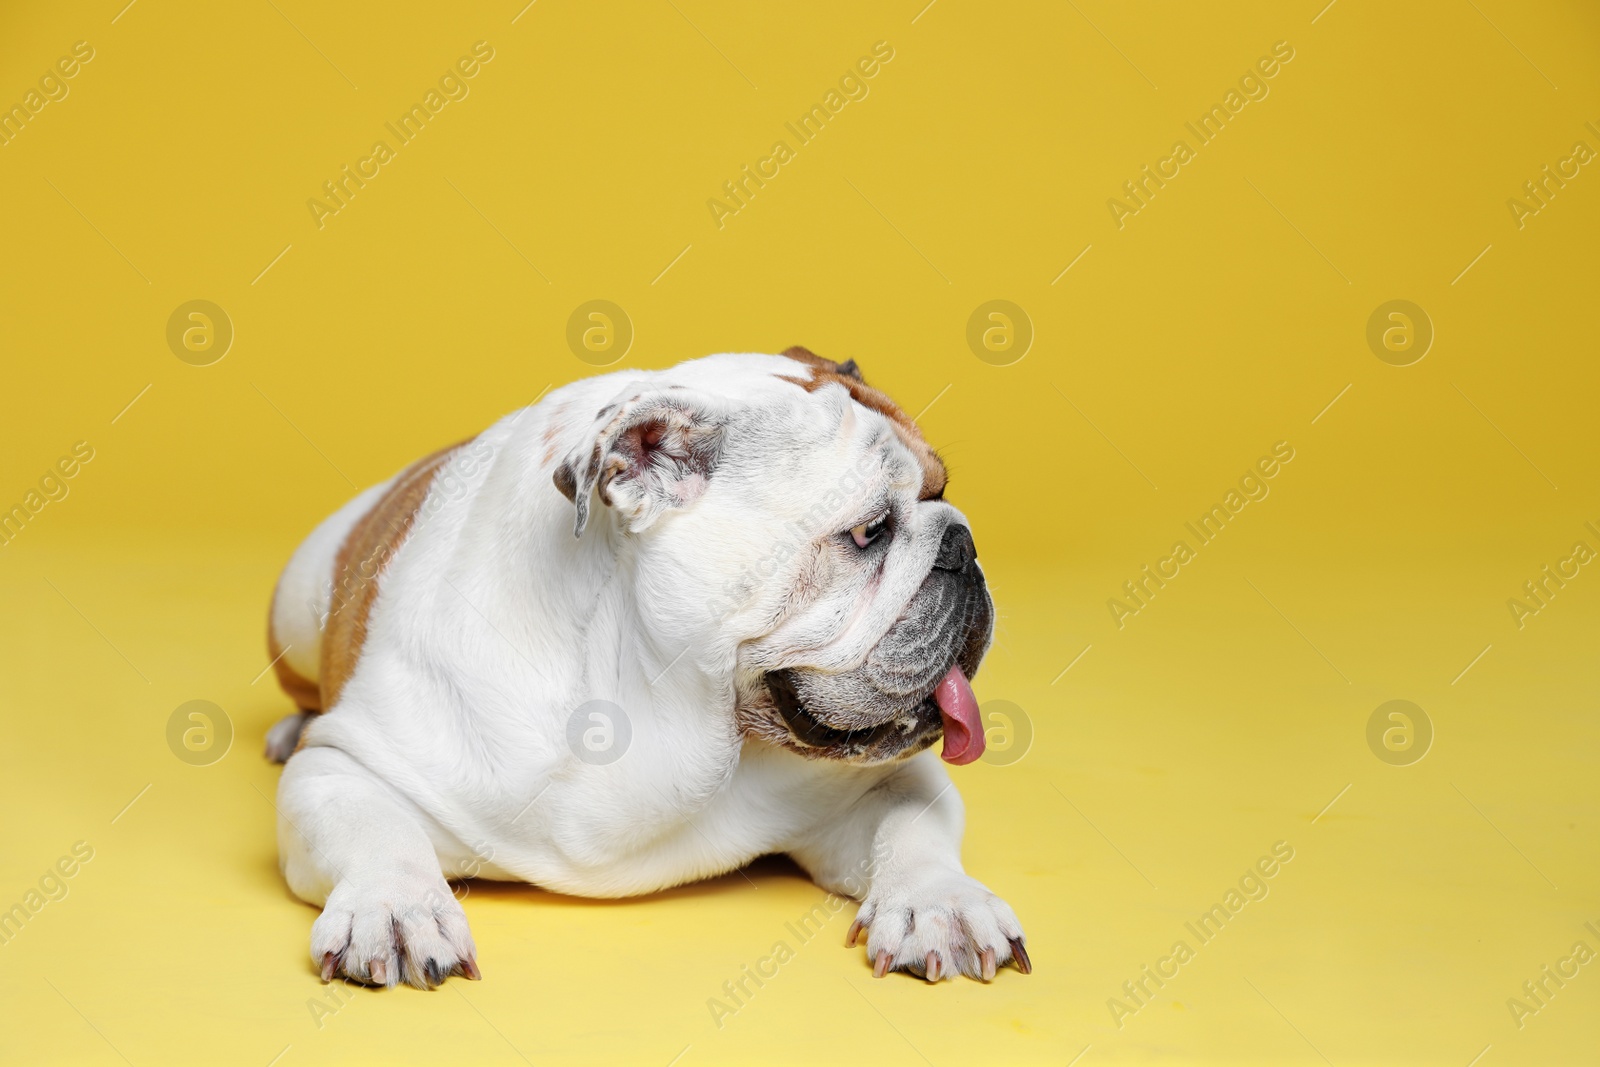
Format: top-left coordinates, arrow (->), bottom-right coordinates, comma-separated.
554,349 -> 993,766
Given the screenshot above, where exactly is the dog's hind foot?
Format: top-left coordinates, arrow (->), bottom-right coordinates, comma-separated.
264,710 -> 313,763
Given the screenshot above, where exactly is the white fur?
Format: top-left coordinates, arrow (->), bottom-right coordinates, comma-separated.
270,479 -> 391,685
273,352 -> 1026,987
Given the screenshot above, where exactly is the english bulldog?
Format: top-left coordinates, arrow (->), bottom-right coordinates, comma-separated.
265,347 -> 1029,988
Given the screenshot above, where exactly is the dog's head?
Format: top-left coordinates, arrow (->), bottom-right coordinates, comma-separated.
552,347 -> 993,766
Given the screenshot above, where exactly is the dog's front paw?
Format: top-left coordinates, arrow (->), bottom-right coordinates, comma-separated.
848,871 -> 1029,982
310,871 -> 479,989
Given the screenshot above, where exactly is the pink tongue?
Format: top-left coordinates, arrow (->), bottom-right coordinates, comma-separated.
932,665 -> 984,765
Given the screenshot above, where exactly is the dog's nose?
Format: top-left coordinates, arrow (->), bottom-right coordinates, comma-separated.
933,523 -> 976,572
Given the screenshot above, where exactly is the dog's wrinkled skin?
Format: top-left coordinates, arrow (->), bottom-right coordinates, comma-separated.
268,350 -> 1028,989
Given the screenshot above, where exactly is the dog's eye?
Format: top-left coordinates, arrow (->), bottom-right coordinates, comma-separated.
849,514 -> 889,549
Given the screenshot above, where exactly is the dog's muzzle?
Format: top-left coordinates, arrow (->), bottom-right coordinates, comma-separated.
752,523 -> 994,765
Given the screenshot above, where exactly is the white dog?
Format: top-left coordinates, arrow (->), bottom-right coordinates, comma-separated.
266,348 -> 1029,988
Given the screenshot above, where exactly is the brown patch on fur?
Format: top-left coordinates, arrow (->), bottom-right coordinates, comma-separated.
778,347 -> 946,500
781,345 -> 833,372
316,439 -> 471,713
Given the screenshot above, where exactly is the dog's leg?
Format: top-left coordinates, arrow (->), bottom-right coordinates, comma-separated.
788,753 -> 1028,983
277,746 -> 479,989
263,711 -> 313,763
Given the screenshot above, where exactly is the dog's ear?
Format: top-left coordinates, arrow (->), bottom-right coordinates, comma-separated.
782,345 -> 865,383
553,389 -> 728,538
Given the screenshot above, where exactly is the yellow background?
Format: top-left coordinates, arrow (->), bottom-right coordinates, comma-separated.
1,1 -> 1597,1063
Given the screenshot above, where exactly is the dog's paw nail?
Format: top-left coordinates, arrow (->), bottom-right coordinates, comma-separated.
980,947 -> 997,982
872,951 -> 892,978
1008,938 -> 1032,975
369,958 -> 387,985
460,957 -> 482,981
845,919 -> 865,947
924,951 -> 942,983
423,959 -> 445,987
320,952 -> 339,982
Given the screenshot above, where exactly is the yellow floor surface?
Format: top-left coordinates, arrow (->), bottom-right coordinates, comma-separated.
2,2 -> 1598,1064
